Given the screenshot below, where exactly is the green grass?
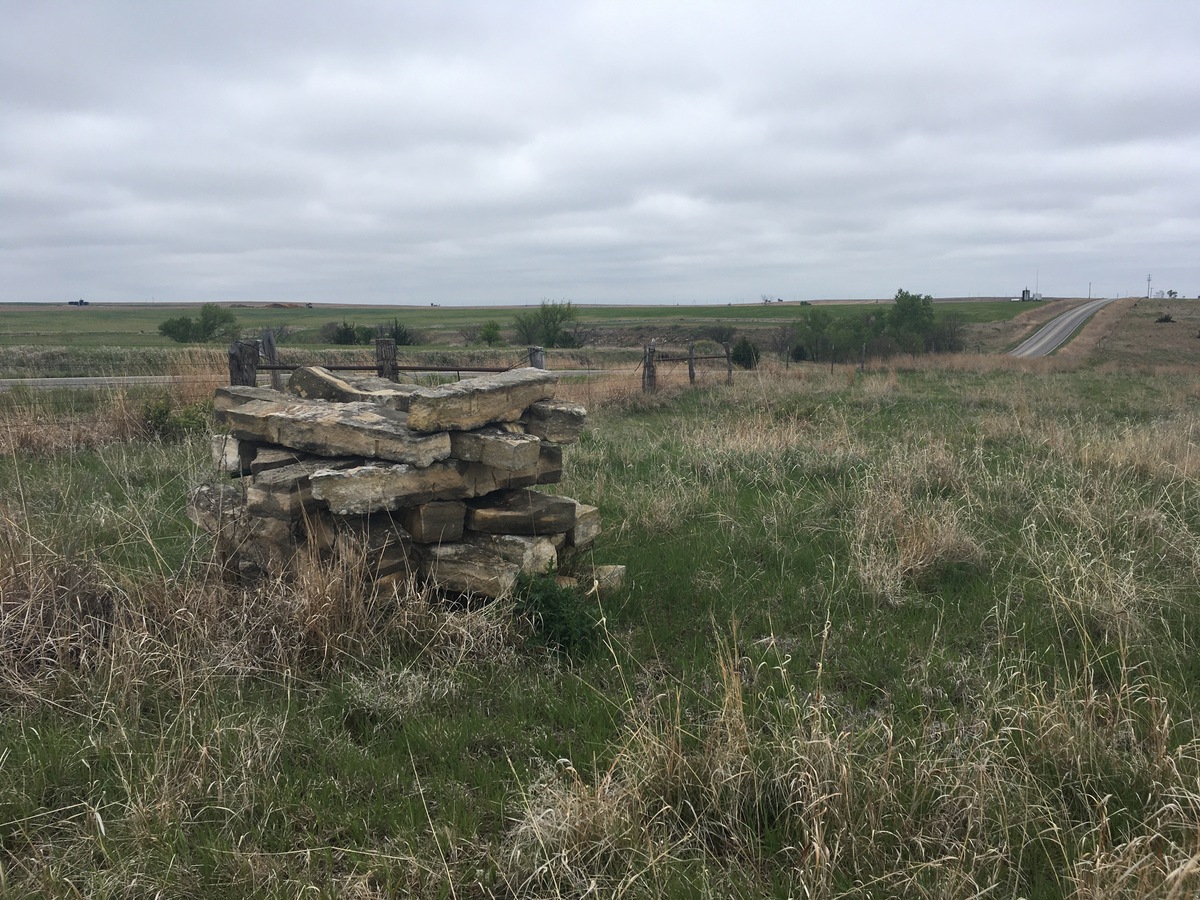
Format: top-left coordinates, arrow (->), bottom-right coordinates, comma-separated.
4,361 -> 1200,896
0,299 -> 1026,347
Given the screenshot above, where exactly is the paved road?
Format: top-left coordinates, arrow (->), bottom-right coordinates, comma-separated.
1008,297 -> 1123,358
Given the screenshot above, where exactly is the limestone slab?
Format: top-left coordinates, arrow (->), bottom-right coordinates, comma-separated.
418,542 -> 519,598
398,501 -> 466,543
461,461 -> 539,497
215,396 -> 451,467
466,488 -> 577,536
449,427 -> 541,471
463,531 -> 557,575
405,367 -> 558,433
520,400 -> 587,444
535,443 -> 563,484
186,482 -> 244,534
287,366 -> 422,410
310,461 -> 469,515
567,502 -> 602,549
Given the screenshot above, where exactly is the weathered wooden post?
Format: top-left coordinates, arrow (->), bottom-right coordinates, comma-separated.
642,340 -> 657,393
375,337 -> 398,382
687,342 -> 696,385
723,342 -> 733,385
528,346 -> 545,369
260,328 -> 283,390
859,342 -> 866,374
228,340 -> 259,386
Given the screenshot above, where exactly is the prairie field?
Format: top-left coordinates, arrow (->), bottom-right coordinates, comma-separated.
4,335 -> 1200,896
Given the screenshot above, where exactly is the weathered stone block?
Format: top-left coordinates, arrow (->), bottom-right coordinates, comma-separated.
461,461 -> 539,497
535,443 -> 563,484
211,434 -> 244,476
310,461 -> 469,515
399,501 -> 466,543
418,542 -> 520,598
405,367 -> 558,433
213,385 -> 290,412
521,400 -> 587,444
246,457 -> 358,520
214,396 -> 451,467
187,482 -> 244,534
449,427 -> 541,471
463,532 -> 557,575
567,502 -> 601,549
287,366 -> 423,410
466,488 -> 577,536
248,445 -> 307,475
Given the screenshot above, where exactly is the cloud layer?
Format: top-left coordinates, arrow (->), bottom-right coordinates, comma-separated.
3,1 -> 1198,304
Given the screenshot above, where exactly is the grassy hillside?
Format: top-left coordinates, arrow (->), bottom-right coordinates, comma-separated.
4,356 -> 1200,897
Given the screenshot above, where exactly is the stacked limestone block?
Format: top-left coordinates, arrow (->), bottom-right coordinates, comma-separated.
187,366 -> 617,598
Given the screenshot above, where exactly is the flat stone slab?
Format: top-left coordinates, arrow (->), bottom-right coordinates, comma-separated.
405,368 -> 558,433
567,502 -> 601,550
310,461 -> 469,515
535,443 -> 563,484
463,532 -> 557,575
211,434 -> 244,475
214,385 -> 291,412
418,542 -> 520,598
186,482 -> 244,534
287,366 -> 421,410
466,488 -> 577,536
449,427 -> 541,471
521,400 -> 587,444
398,501 -> 466,543
460,461 -> 539,497
246,457 -> 358,520
215,396 -> 450,467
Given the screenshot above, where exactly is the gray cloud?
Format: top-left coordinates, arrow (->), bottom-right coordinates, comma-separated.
2,0 -> 1198,304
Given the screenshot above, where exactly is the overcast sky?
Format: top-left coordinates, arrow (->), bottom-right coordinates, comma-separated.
2,1 -> 1198,305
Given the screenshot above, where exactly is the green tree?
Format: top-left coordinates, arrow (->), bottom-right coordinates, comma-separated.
731,335 -> 760,369
195,304 -> 240,342
157,304 -> 239,343
887,289 -> 935,348
158,316 -> 197,343
480,320 -> 503,347
512,300 -> 579,348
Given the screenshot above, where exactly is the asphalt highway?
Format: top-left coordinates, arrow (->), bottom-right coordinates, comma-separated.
1008,297 -> 1122,358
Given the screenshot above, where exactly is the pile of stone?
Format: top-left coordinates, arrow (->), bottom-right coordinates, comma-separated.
187,366 -> 622,598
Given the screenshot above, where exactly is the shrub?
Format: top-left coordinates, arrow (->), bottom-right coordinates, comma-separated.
730,335 -> 760,369
140,394 -> 211,441
480,320 -> 503,347
514,574 -> 600,656
157,304 -> 240,344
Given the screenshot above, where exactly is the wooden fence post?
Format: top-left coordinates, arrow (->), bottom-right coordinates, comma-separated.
723,342 -> 733,385
528,346 -> 545,369
228,340 -> 259,386
375,337 -> 398,382
687,342 -> 696,385
642,340 -> 657,393
260,328 -> 283,390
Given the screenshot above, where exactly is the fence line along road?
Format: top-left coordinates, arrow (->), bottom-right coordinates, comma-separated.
0,370 -> 617,393
1008,297 -> 1123,358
